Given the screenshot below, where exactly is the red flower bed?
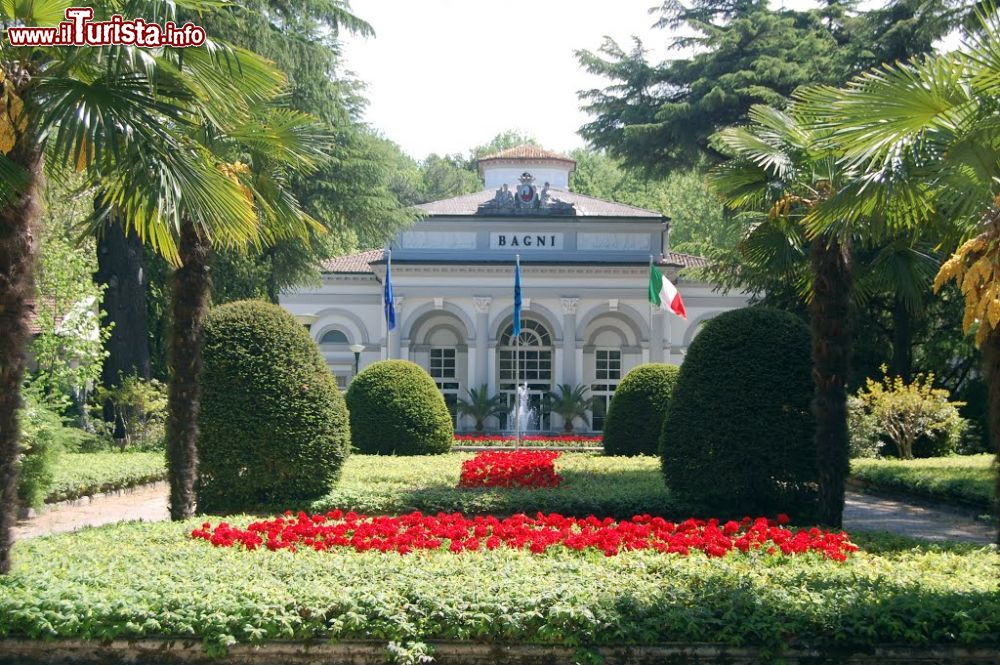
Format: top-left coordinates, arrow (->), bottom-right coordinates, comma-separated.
191,511 -> 857,561
458,450 -> 563,488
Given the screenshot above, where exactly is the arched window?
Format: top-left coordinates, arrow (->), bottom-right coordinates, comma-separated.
497,318 -> 553,431
319,329 -> 349,345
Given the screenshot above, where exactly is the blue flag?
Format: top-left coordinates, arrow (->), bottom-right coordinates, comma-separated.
384,253 -> 396,331
513,258 -> 522,337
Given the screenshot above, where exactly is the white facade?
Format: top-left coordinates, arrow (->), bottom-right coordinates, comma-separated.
280,147 -> 748,433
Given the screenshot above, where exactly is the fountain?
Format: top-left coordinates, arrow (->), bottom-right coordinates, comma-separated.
509,384 -> 535,446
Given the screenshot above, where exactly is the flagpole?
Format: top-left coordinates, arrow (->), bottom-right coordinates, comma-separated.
648,254 -> 654,363
514,254 -> 521,450
384,249 -> 391,361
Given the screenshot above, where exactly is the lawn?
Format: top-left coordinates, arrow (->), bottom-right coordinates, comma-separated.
310,453 -> 675,518
46,451 -> 167,503
1,521 -> 996,657
850,454 -> 996,511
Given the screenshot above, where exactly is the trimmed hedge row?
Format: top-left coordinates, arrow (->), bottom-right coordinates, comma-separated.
1,523 -> 996,655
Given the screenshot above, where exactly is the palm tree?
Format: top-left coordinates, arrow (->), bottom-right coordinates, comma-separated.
808,14 -> 1000,541
544,384 -> 593,433
0,0 -> 330,571
456,384 -> 506,433
710,103 -> 875,527
0,0 -> 248,573
165,110 -> 332,520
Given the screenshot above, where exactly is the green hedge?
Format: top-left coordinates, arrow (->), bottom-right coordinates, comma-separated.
46,452 -> 166,503
850,454 -> 995,510
1,523 -> 996,655
197,301 -> 350,513
312,453 -> 674,519
345,360 -> 453,455
661,308 -> 818,517
603,364 -> 680,456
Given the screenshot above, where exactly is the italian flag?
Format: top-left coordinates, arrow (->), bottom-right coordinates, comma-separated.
648,264 -> 687,320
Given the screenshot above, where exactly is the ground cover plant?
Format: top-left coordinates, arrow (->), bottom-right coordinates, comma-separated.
458,450 -> 563,488
193,510 -> 856,560
45,452 -> 166,503
454,434 -> 602,447
850,454 -> 995,511
1,522 -> 996,657
312,453 -> 673,518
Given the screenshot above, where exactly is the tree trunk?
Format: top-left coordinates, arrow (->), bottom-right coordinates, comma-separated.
810,235 -> 853,528
889,298 -> 912,382
982,326 -> 1000,546
0,142 -> 43,575
166,220 -> 211,521
95,213 -> 150,438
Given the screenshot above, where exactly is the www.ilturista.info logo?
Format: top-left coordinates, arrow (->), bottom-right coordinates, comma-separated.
7,7 -> 206,48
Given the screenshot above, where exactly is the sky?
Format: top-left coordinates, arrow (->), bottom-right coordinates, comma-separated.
339,0 -> 682,159
340,0 -> 958,161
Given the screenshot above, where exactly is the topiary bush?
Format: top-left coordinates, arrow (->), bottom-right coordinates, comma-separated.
661,308 -> 817,517
346,360 -> 453,455
603,364 -> 680,456
196,300 -> 350,513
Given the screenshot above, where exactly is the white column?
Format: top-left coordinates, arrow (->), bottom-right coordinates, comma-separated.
390,297 -> 404,360
560,298 -> 579,385
473,297 -> 491,391
650,308 -> 665,363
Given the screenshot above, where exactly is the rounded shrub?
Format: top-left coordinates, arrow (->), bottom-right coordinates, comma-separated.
196,300 -> 350,513
346,360 -> 453,455
661,307 -> 817,516
603,364 -> 680,456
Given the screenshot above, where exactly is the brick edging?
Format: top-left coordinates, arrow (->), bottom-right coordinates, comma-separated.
1,638 -> 998,664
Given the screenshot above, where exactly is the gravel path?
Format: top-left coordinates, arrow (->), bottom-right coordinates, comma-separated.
12,483 -> 997,545
13,482 -> 170,539
843,491 -> 995,545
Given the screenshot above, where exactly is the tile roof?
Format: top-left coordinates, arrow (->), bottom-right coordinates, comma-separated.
320,248 -> 384,274
414,188 -> 664,218
320,249 -> 709,274
478,144 -> 575,163
26,297 -> 57,335
663,252 -> 709,268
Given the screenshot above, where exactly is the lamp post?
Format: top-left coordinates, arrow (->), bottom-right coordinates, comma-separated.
349,344 -> 365,379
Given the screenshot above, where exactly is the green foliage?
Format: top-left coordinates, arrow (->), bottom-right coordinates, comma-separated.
854,369 -> 968,459
661,308 -> 817,516
576,0 -> 961,173
30,172 -> 110,414
16,392 -> 65,509
1,519 -> 997,654
197,301 -> 350,513
313,454 -> 672,519
455,385 -> 505,433
847,396 -> 882,459
346,360 -> 454,456
569,150 -> 738,258
851,455 -> 995,511
46,452 -> 166,504
603,364 -> 680,456
543,384 -> 593,433
92,376 -> 167,451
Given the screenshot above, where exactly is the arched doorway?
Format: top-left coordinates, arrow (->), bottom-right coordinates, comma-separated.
497,317 -> 553,431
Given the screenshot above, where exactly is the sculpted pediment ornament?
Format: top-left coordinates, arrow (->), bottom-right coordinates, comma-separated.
477,172 -> 576,216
